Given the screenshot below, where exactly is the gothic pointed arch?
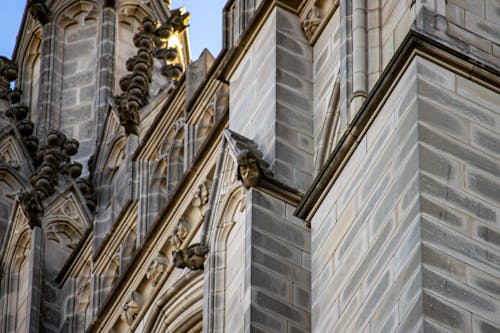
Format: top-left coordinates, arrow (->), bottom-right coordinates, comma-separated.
0,205 -> 32,333
201,129 -> 270,332
144,270 -> 203,333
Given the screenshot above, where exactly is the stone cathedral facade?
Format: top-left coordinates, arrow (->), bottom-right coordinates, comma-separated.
1,0 -> 499,332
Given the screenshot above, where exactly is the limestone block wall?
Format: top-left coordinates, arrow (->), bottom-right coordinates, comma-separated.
419,0 -> 500,67
311,58 -> 421,333
229,7 -> 314,192
310,55 -> 500,332
246,189 -> 311,333
60,16 -> 99,164
417,57 -> 500,332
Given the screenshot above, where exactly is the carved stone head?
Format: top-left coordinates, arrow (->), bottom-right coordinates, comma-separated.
237,150 -> 261,189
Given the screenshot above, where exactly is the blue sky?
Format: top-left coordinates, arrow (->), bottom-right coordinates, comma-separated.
0,0 -> 227,60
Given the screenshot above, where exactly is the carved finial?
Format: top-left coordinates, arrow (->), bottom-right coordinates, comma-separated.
172,243 -> 208,270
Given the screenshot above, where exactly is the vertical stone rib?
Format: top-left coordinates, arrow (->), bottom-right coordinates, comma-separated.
351,0 -> 368,113
96,7 -> 116,142
37,22 -> 56,140
27,227 -> 43,333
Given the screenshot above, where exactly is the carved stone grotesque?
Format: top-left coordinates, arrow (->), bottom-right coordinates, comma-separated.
116,98 -> 141,136
146,255 -> 169,286
302,6 -> 321,39
237,150 -> 262,189
172,243 -> 208,270
121,292 -> 144,326
167,9 -> 191,32
76,178 -> 97,213
28,0 -> 51,25
18,189 -> 44,229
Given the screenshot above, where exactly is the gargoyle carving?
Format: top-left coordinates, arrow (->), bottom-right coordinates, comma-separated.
172,243 -> 208,270
18,189 -> 44,229
28,0 -> 51,25
146,255 -> 169,286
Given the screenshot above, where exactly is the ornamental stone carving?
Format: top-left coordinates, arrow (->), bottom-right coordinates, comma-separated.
146,255 -> 169,286
167,219 -> 188,250
172,243 -> 208,270
302,5 -> 321,39
18,189 -> 44,229
191,182 -> 209,215
28,0 -> 51,25
121,291 -> 144,326
237,150 -> 262,190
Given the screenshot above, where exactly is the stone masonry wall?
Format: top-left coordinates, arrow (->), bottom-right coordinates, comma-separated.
229,7 -> 314,193
311,57 -> 421,333
419,0 -> 500,68
246,189 -> 311,333
61,18 -> 99,165
310,55 -> 500,332
417,57 -> 500,332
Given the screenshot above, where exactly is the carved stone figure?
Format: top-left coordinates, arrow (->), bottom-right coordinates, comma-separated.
146,255 -> 169,286
18,189 -> 44,228
302,5 -> 321,39
28,0 -> 51,25
191,182 -> 209,208
120,292 -> 144,326
237,150 -> 262,189
172,243 -> 208,270
168,219 -> 188,249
